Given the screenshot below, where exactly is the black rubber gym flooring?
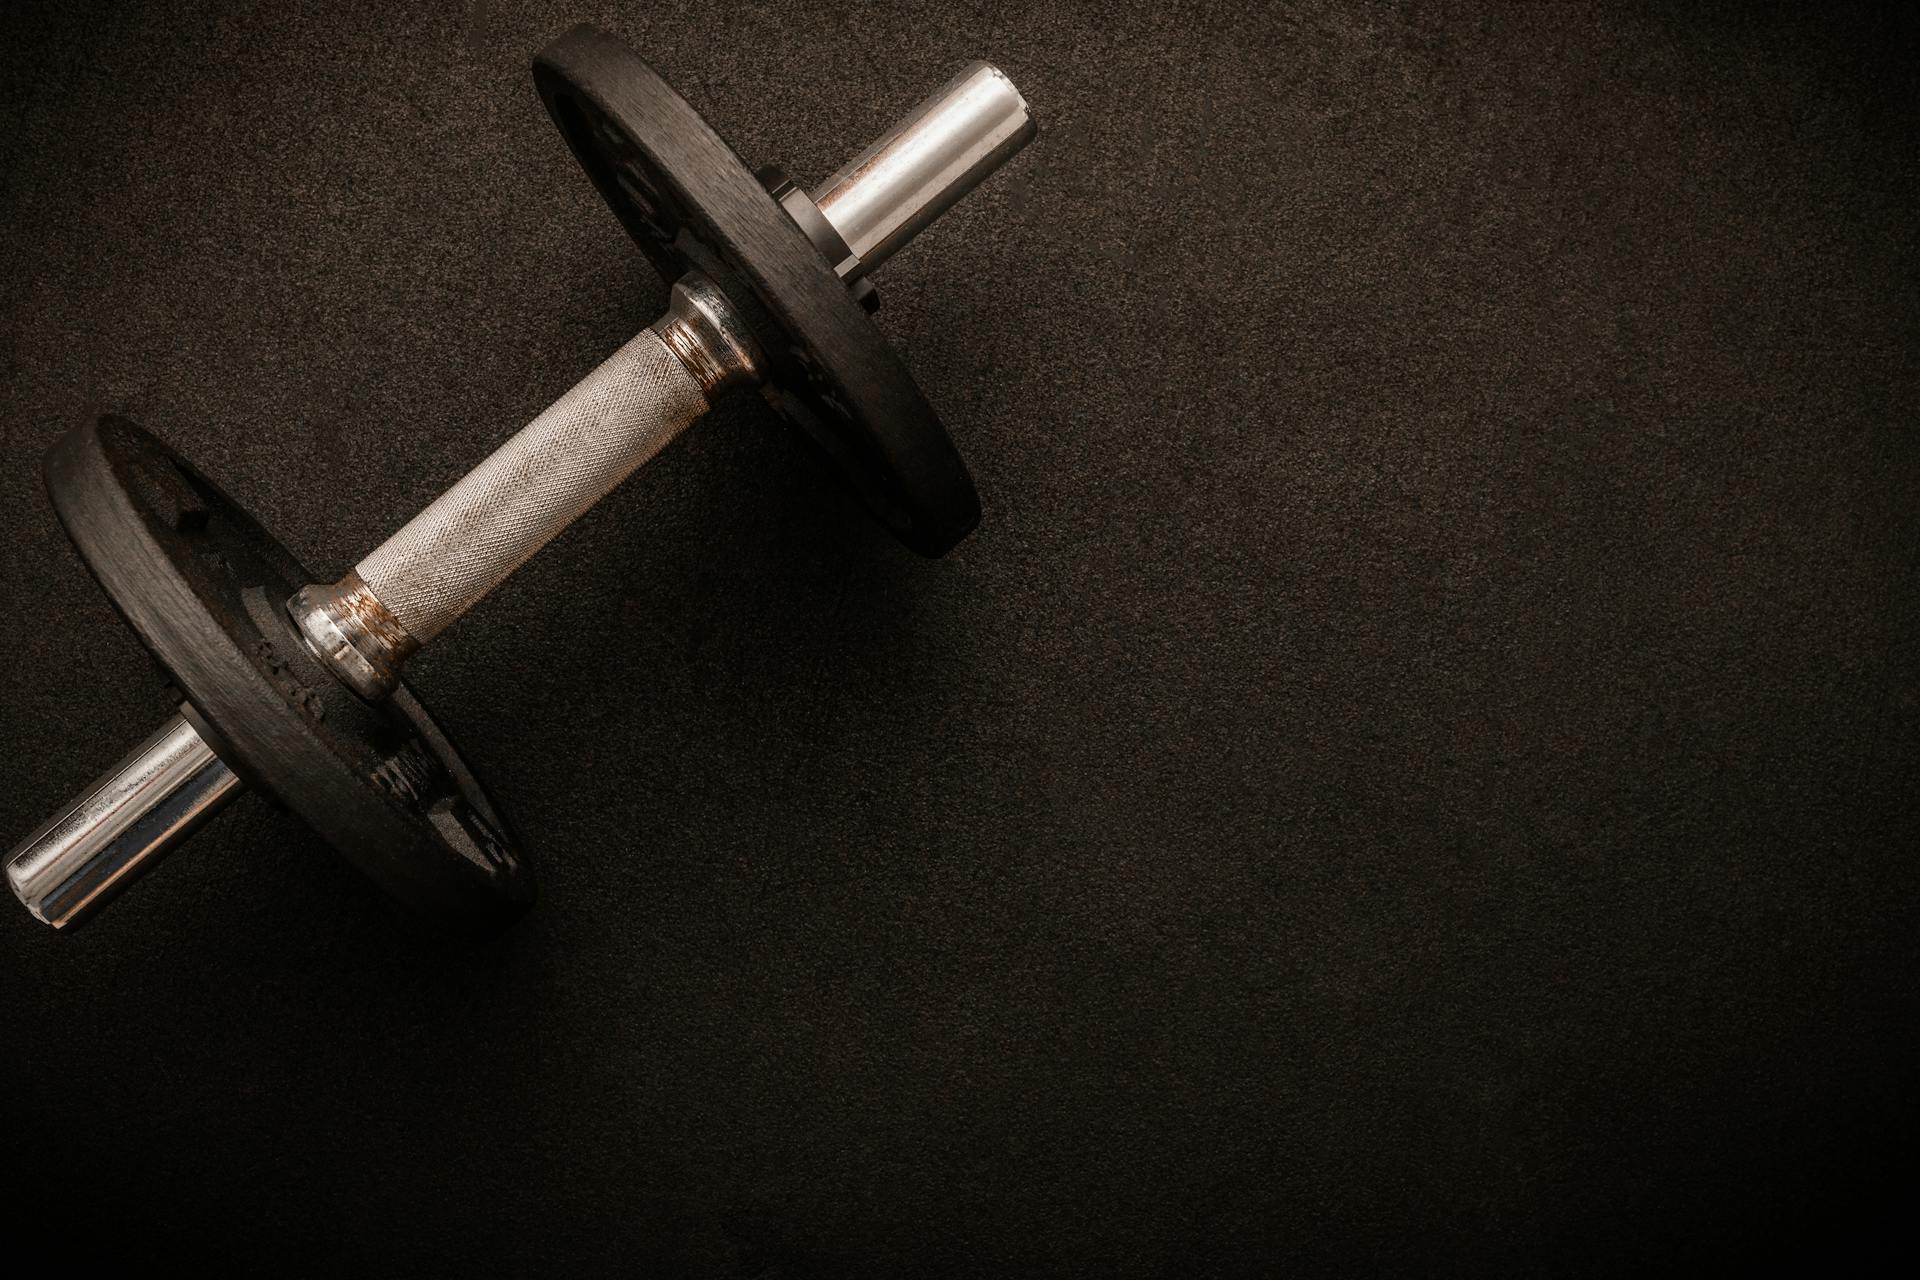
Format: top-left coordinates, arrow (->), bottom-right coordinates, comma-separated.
2,2 -> 1915,1274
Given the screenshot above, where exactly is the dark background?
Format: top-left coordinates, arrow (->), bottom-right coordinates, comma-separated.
2,1 -> 1916,1274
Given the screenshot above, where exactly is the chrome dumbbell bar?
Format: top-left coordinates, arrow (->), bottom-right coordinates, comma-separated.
9,60 -> 1033,928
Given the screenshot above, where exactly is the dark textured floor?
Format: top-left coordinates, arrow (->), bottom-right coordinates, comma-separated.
3,1 -> 1918,1274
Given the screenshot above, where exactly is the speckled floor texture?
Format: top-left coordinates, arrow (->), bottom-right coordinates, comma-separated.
2,1 -> 1916,1275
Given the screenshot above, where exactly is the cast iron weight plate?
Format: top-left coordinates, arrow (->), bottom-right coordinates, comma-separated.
43,417 -> 535,933
533,23 -> 982,556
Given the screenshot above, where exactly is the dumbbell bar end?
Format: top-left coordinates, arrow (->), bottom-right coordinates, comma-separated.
8,712 -> 241,929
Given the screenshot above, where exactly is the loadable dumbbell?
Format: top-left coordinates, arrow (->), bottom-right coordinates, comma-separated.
6,24 -> 1034,933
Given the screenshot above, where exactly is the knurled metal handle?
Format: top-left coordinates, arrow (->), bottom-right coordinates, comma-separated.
355,326 -> 710,645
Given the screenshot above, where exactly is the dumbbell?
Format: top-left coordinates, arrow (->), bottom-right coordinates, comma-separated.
6,24 -> 1034,933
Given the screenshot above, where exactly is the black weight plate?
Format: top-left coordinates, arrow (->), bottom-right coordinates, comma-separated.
532,23 -> 981,556
43,416 -> 535,934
